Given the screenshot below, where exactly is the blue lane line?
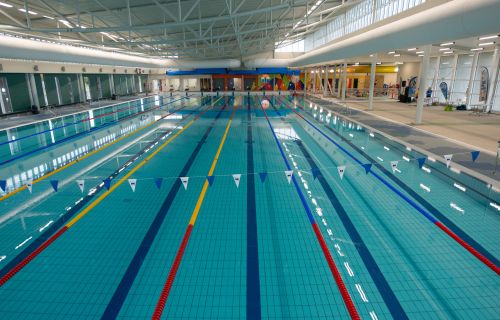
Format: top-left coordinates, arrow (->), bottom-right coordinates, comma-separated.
294,139 -> 408,319
0,96 -> 191,166
288,98 -> 499,268
246,96 -> 261,319
100,100 -> 227,319
0,95 -> 181,147
0,99 -> 207,280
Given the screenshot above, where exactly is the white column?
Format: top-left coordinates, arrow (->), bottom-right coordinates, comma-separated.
341,63 -> 347,101
27,73 -> 40,111
416,45 -> 431,124
448,53 -> 459,103
323,65 -> 328,96
338,65 -> 342,98
466,52 -> 479,108
332,64 -> 337,96
486,46 -> 500,112
312,69 -> 316,93
368,55 -> 377,110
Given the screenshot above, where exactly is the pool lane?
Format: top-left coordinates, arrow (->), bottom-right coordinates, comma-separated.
0,97 -> 206,270
273,97 -> 500,318
0,98 -> 228,318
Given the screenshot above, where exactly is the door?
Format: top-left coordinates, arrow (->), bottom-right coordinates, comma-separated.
0,77 -> 13,114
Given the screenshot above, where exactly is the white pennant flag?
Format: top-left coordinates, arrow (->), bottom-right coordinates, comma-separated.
232,174 -> 241,188
337,166 -> 346,180
390,161 -> 399,173
128,179 -> 137,192
285,170 -> 293,184
76,180 -> 85,193
180,177 -> 189,190
26,179 -> 33,193
444,154 -> 453,168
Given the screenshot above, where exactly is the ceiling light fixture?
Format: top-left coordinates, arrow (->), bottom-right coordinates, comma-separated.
388,51 -> 395,54
443,51 -> 453,54
0,2 -> 13,8
415,51 -> 424,54
19,8 -> 38,15
439,48 -> 450,51
478,35 -> 499,40
470,48 -> 484,51
440,42 -> 455,46
478,41 -> 495,46
394,54 -> 400,57
43,15 -> 54,20
407,48 -> 417,51
418,54 -> 424,57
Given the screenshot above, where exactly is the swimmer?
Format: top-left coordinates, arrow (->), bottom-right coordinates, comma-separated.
262,99 -> 270,109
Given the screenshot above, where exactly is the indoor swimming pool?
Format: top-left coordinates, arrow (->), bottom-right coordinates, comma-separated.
0,94 -> 498,319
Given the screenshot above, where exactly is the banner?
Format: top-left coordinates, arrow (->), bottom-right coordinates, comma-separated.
180,177 -> 189,190
337,166 -> 346,180
471,151 -> 480,162
154,178 -> 163,189
207,176 -> 215,186
417,157 -> 426,169
259,172 -> 268,183
0,180 -> 6,192
128,179 -> 137,192
285,170 -> 293,184
439,82 -> 448,100
50,180 -> 59,192
479,66 -> 489,102
76,180 -> 85,193
26,179 -> 33,193
362,163 -> 372,174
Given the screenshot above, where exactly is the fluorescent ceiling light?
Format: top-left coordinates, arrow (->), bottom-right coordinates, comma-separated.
407,48 -> 417,51
0,2 -> 13,8
478,35 -> 499,40
19,8 -> 38,15
439,47 -> 450,51
388,51 -> 395,54
440,42 -> 455,46
376,62 -> 382,65
443,51 -> 453,54
43,15 -> 54,20
418,54 -> 424,57
478,42 -> 495,46
394,54 -> 400,57
470,48 -> 483,51
415,51 -> 424,54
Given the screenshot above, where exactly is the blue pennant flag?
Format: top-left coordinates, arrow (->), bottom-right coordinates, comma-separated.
50,180 -> 59,192
104,178 -> 111,190
362,163 -> 372,174
0,180 -> 6,192
417,157 -> 426,169
154,178 -> 163,189
259,172 -> 268,183
312,167 -> 321,180
207,176 -> 215,186
471,151 -> 480,162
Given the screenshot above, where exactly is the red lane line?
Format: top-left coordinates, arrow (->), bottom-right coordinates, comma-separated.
312,223 -> 361,320
0,227 -> 68,287
435,222 -> 500,275
152,224 -> 193,320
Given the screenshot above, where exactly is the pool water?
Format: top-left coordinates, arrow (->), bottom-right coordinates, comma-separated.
0,94 -> 498,319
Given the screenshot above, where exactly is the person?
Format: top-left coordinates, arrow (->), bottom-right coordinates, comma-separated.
262,99 -> 270,109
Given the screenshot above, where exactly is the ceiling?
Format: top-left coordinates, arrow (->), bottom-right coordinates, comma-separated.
0,0 -> 351,60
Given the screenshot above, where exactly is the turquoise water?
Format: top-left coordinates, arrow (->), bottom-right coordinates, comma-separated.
0,95 -> 498,319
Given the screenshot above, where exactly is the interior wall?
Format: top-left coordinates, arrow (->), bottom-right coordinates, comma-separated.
397,62 -> 420,85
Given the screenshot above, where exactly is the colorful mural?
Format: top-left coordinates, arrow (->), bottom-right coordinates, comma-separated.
252,73 -> 304,91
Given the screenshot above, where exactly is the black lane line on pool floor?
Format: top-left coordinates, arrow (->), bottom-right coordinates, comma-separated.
246,96 -> 261,319
0,100 -> 208,280
318,115 -> 500,267
101,101 -> 228,319
294,138 -> 408,320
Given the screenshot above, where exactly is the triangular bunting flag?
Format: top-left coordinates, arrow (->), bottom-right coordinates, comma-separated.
312,167 -> 321,180
207,176 -> 215,186
417,157 -> 426,169
390,161 -> 398,173
362,163 -> 372,174
232,174 -> 241,188
104,178 -> 111,190
50,180 -> 59,192
337,166 -> 346,180
285,170 -> 293,184
128,179 -> 137,192
471,151 -> 480,162
76,179 -> 85,193
180,177 -> 189,190
444,154 -> 453,168
154,178 -> 163,189
26,179 -> 33,193
0,180 -> 6,192
259,172 -> 267,183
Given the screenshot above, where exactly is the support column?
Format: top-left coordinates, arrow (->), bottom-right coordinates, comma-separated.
312,69 -> 316,94
338,65 -> 342,98
323,64 -> 329,96
333,64 -> 337,96
486,46 -> 500,112
341,63 -> 347,101
448,53 -> 459,103
416,45 -> 431,124
27,73 -> 40,112
368,55 -> 377,110
76,74 -> 86,102
465,52 -> 479,108
109,74 -> 115,95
